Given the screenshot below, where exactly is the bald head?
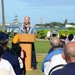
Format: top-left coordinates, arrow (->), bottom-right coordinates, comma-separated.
24,16 -> 30,25
64,42 -> 75,58
24,16 -> 30,20
51,37 -> 60,48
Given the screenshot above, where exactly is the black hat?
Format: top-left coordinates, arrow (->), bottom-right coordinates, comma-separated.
0,32 -> 9,41
68,34 -> 74,41
60,34 -> 67,40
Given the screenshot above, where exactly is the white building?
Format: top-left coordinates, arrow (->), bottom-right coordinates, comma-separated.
0,15 -> 22,33
65,24 -> 75,28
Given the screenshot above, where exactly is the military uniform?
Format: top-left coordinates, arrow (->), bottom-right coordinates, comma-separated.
2,49 -> 22,75
0,32 -> 22,75
51,63 -> 75,75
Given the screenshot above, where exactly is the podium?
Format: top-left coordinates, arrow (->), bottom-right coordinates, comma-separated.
17,34 -> 36,70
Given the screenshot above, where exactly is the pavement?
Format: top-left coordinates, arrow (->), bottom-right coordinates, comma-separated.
36,53 -> 47,56
36,38 -> 49,41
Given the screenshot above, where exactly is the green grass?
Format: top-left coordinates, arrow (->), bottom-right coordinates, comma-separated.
26,54 -> 46,75
35,41 -> 50,53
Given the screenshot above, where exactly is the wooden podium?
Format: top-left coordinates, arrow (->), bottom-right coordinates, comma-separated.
17,34 -> 36,71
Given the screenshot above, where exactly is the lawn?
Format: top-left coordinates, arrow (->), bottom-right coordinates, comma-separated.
35,41 -> 50,53
26,54 -> 45,75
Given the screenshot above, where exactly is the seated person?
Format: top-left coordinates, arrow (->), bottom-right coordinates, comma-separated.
41,37 -> 66,75
51,42 -> 75,75
11,34 -> 26,75
0,32 -> 22,75
68,34 -> 75,42
0,46 -> 16,75
59,34 -> 67,48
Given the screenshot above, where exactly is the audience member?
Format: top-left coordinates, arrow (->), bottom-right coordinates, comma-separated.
41,37 -> 66,75
48,34 -> 66,55
68,33 -> 75,41
0,46 -> 16,75
59,34 -> 67,48
52,30 -> 58,37
65,34 -> 75,44
51,42 -> 75,75
47,30 -> 52,41
0,32 -> 22,75
11,34 -> 26,75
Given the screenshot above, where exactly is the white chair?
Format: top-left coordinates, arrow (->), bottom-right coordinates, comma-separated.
44,54 -> 66,75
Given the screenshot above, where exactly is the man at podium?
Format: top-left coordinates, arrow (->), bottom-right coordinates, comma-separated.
18,16 -> 37,69
19,16 -> 36,34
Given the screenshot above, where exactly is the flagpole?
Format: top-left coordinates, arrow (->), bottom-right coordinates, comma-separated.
1,0 -> 5,32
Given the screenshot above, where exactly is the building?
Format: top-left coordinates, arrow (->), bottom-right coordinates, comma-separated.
40,17 -> 42,24
6,15 -> 22,32
0,15 -> 22,33
65,24 -> 75,28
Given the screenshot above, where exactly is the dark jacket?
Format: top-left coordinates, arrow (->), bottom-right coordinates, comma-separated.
51,63 -> 75,75
2,48 -> 22,75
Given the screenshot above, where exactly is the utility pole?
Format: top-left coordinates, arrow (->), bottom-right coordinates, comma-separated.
1,0 -> 5,32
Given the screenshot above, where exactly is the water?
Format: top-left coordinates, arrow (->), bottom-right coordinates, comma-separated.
0,25 -> 67,32
35,27 -> 67,31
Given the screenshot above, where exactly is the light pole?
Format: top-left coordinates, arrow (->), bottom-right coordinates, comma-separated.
1,0 -> 5,32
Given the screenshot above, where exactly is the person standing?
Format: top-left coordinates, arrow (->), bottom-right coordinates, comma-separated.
19,16 -> 37,69
19,16 -> 36,34
47,30 -> 52,41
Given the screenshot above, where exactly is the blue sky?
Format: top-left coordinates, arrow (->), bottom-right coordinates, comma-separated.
0,0 -> 75,24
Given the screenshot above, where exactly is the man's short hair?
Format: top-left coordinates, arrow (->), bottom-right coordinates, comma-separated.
68,34 -> 74,41
0,32 -> 9,47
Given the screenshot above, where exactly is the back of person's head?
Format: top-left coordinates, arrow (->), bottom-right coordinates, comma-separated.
12,34 -> 21,57
63,42 -> 75,63
11,43 -> 21,57
0,46 -> 4,57
52,30 -> 58,37
59,34 -> 67,48
60,34 -> 67,41
68,34 -> 74,41
12,34 -> 19,44
0,32 -> 9,47
51,37 -> 61,48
